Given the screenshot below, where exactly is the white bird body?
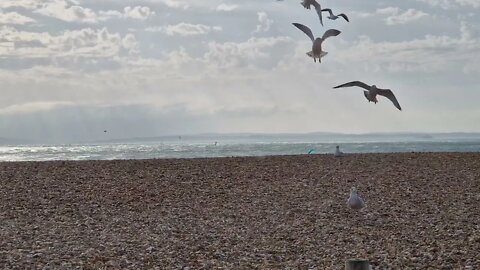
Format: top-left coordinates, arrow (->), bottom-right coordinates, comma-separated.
334,145 -> 343,157
347,187 -> 365,210
292,23 -> 341,63
334,81 -> 402,111
311,38 -> 325,60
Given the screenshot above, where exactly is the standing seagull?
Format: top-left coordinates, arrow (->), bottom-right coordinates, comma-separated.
292,23 -> 341,63
334,145 -> 343,157
301,0 -> 323,26
322,8 -> 349,22
333,81 -> 402,111
347,187 -> 365,210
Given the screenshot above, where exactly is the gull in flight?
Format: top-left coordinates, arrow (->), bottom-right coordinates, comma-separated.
322,8 -> 349,22
333,81 -> 402,111
301,0 -> 323,26
347,187 -> 365,210
292,23 -> 341,63
334,145 -> 343,157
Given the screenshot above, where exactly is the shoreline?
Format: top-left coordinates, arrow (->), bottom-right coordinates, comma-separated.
1,153 -> 479,268
1,151 -> 480,163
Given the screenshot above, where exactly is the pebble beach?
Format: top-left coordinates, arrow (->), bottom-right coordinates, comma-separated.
1,153 -> 479,269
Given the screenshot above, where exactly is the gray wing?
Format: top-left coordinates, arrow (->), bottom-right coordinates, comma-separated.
333,81 -> 371,90
312,1 -> 323,26
378,89 -> 402,111
321,29 -> 341,41
292,23 -> 315,42
321,8 -> 334,16
338,13 -> 349,22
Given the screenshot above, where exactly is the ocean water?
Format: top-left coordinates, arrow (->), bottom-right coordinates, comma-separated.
1,136 -> 479,161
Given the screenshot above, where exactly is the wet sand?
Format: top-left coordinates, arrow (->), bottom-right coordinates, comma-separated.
1,153 -> 479,269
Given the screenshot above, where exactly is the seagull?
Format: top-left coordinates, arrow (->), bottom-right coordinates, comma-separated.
301,0 -> 323,26
321,8 -> 349,22
347,187 -> 365,210
334,145 -> 343,157
292,23 -> 341,63
333,81 -> 402,111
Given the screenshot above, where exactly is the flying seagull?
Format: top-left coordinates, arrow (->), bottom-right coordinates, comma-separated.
292,23 -> 341,63
322,8 -> 349,22
333,81 -> 402,111
347,187 -> 365,210
301,0 -> 323,26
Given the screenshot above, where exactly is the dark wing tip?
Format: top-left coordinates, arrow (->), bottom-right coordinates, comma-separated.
340,14 -> 350,22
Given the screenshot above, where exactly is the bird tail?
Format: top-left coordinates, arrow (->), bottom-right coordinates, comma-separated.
306,51 -> 328,58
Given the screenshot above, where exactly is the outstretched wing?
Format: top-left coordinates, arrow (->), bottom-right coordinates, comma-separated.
321,8 -> 334,17
338,13 -> 349,22
292,23 -> 315,42
312,1 -> 323,26
321,29 -> 341,41
378,89 -> 402,111
333,81 -> 371,90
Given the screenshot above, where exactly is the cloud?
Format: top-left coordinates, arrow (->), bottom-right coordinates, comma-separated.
253,11 -> 273,33
34,1 -> 98,24
123,6 -> 155,20
1,1 -> 154,23
376,7 -> 428,25
216,4 -> 239,12
202,36 -> 292,69
415,0 -> 480,9
0,0 -> 40,9
0,11 -> 36,25
0,26 -> 138,61
146,23 -> 222,36
148,0 -> 189,9
0,101 -> 75,115
335,22 -> 479,73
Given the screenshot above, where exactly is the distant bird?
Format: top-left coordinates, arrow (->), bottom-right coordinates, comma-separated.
301,0 -> 323,26
104,130 -> 107,133
292,23 -> 341,63
347,187 -> 365,210
334,145 -> 343,157
333,81 -> 402,111
322,8 -> 349,22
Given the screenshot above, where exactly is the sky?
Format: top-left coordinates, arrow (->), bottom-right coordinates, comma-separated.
1,0 -> 480,143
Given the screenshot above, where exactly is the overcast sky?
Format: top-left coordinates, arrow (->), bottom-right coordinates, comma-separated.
1,0 -> 479,143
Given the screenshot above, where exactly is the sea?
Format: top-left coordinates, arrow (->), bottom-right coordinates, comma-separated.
1,133 -> 479,162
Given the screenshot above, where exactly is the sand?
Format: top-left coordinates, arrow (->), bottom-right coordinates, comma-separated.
0,153 -> 479,269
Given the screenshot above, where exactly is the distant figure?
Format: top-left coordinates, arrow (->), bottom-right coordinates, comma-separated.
347,187 -> 365,210
334,145 -> 343,157
104,130 -> 107,133
214,141 -> 218,146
